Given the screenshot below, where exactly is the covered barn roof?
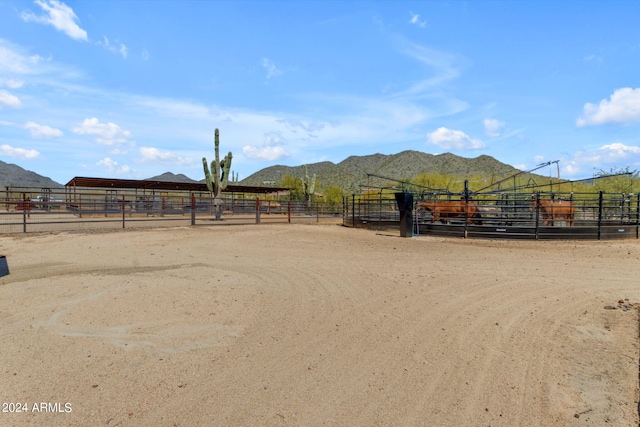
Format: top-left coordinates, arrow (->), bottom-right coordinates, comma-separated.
65,177 -> 290,194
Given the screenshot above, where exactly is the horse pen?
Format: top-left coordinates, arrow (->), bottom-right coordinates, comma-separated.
0,183 -> 343,234
344,190 -> 640,241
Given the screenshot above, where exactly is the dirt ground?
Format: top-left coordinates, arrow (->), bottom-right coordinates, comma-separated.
1,223 -> 639,426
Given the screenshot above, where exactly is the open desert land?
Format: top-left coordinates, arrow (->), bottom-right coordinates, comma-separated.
1,223 -> 639,426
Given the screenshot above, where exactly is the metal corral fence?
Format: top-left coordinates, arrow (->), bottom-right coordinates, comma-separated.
342,193 -> 401,231
0,189 -> 342,234
343,191 -> 640,240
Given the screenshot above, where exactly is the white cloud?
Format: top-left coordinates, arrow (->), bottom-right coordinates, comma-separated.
242,145 -> 289,161
97,36 -> 128,59
24,121 -> 63,138
0,40 -> 61,76
483,118 -> 505,137
263,131 -> 287,146
0,144 -> 41,159
0,90 -> 22,108
584,54 -> 603,62
97,157 -> 133,175
561,142 -> 640,176
0,42 -> 32,74
276,119 -> 325,135
21,0 -> 88,41
0,78 -> 24,89
598,142 -> 640,158
262,58 -> 282,80
577,87 -> 640,127
72,117 -> 132,145
395,42 -> 461,96
139,147 -> 192,165
241,131 -> 290,161
142,49 -> 149,61
426,127 -> 485,150
409,13 -> 426,28
140,98 -> 211,119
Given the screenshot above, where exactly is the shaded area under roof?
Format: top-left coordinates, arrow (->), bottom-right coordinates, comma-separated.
65,177 -> 290,194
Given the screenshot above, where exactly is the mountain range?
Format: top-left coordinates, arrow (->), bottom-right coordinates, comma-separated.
0,160 -> 64,189
1,151 -> 526,192
239,151 -> 523,193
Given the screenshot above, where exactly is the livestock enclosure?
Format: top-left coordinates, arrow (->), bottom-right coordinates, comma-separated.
343,190 -> 640,240
0,187 -> 342,234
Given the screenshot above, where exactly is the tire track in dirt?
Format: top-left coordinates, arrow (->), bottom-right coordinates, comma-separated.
2,225 -> 639,426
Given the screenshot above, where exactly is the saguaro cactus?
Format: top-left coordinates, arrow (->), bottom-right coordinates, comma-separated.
202,129 -> 233,219
301,164 -> 316,206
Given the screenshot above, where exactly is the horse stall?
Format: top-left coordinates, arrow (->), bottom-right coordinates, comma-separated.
345,190 -> 640,241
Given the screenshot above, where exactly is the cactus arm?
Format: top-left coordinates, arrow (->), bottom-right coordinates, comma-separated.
220,152 -> 233,191
212,130 -> 221,196
301,165 -> 316,200
202,157 -> 214,193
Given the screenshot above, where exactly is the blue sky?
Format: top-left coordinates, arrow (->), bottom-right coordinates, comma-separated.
1,0 -> 640,185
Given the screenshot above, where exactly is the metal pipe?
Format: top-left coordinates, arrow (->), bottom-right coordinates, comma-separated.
597,191 -> 603,240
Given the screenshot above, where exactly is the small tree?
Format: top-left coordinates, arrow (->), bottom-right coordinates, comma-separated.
593,167 -> 640,194
323,185 -> 346,211
279,174 -> 304,200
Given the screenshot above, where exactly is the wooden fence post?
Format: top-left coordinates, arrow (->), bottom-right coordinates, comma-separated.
256,198 -> 261,224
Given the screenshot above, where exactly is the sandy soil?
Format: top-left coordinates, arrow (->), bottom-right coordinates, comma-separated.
1,223 -> 639,426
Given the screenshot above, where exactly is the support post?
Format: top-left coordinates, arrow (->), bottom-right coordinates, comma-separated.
463,180 -> 469,239
191,193 -> 196,226
597,191 -> 603,240
22,193 -> 27,233
288,200 -> 291,224
534,192 -> 540,240
256,198 -> 261,224
636,193 -> 639,239
122,196 -> 125,228
352,194 -> 355,228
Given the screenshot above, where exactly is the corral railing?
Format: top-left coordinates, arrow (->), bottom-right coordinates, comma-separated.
342,194 -> 400,230
0,189 -> 342,234
344,191 -> 640,240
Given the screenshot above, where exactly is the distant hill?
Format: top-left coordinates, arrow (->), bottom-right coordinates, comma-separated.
0,151 -> 548,194
240,151 -> 523,193
0,160 -> 64,189
146,172 -> 199,183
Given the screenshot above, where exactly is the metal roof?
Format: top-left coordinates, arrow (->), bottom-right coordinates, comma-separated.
65,177 -> 290,194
